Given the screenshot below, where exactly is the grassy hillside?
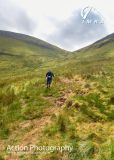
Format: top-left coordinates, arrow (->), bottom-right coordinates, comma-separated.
0,31 -> 69,79
65,34 -> 114,75
0,31 -> 114,160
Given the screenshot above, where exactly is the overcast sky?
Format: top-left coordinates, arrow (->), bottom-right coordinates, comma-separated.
0,0 -> 114,51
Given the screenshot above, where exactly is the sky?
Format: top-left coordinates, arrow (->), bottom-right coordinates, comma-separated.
0,0 -> 114,51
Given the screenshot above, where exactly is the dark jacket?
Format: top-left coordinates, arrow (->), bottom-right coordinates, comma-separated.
46,71 -> 54,79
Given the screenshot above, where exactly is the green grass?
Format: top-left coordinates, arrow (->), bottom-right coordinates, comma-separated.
0,31 -> 114,159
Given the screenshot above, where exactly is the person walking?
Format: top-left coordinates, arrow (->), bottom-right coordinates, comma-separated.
46,70 -> 54,88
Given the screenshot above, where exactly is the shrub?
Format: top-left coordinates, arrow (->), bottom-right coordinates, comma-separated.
108,110 -> 114,120
66,100 -> 73,108
57,114 -> 66,133
0,127 -> 10,139
0,87 -> 16,105
110,96 -> 114,104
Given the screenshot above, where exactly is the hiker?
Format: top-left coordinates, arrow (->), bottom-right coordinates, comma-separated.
46,70 -> 54,88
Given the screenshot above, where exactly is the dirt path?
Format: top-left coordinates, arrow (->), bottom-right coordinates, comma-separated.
20,106 -> 61,146
20,88 -> 74,146
5,76 -> 81,159
5,106 -> 62,160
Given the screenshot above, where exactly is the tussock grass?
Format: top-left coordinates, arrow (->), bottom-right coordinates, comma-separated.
1,33 -> 114,159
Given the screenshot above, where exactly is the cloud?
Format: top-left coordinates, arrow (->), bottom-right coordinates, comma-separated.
0,0 -> 36,34
0,0 -> 110,50
47,8 -> 108,51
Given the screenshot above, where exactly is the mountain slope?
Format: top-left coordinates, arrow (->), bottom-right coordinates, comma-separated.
63,33 -> 114,75
1,31 -> 114,160
0,30 -> 62,51
0,31 -> 68,77
73,33 -> 114,59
